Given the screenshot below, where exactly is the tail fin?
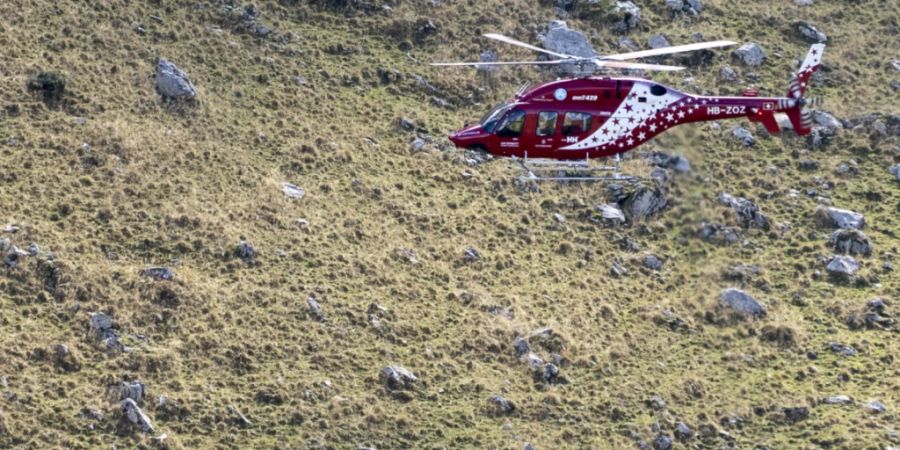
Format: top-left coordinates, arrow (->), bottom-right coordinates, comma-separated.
785,44 -> 825,135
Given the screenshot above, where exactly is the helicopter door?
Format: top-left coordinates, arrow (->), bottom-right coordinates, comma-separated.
533,111 -> 560,153
491,109 -> 526,156
560,111 -> 594,148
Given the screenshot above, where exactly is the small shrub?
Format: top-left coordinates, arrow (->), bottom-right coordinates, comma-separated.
26,71 -> 66,106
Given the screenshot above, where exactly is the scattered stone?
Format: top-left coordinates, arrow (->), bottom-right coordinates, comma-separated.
609,1 -> 642,32
796,21 -> 827,43
653,434 -> 673,450
622,187 -> 667,219
666,0 -> 702,15
477,50 -> 498,72
89,312 -> 122,353
798,159 -> 819,171
892,59 -> 900,72
719,193 -> 768,229
648,34 -> 670,50
815,207 -> 865,230
397,117 -> 416,132
829,229 -> 872,256
863,400 -> 886,413
488,395 -> 516,415
596,203 -> 626,225
643,254 -> 663,271
227,405 -> 252,427
783,406 -> 809,423
731,125 -> 756,146
514,337 -> 530,357
281,183 -> 305,199
553,213 -> 566,223
400,248 -> 418,264
523,352 -> 544,369
890,164 -> 900,181
733,43 -> 766,66
720,66 -> 738,82
142,267 -> 174,281
4,245 -> 28,268
51,344 -> 80,372
719,288 -> 766,318
828,342 -> 858,357
542,363 -> 560,382
646,394 -> 666,410
674,422 -> 692,440
380,366 -> 417,390
826,255 -> 860,279
610,261 -> 628,277
307,297 -> 324,321
121,398 -> 154,433
813,111 -> 842,132
463,247 -> 481,262
539,21 -> 597,76
112,381 -> 148,404
697,223 -> 741,245
155,58 -> 197,100
643,151 -> 691,173
835,160 -> 859,177
822,395 -> 852,405
235,240 -> 257,262
409,138 -> 426,152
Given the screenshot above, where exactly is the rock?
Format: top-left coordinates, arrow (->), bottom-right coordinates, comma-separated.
826,255 -> 860,280
648,34 -> 670,50
642,152 -> 690,173
686,0 -> 703,12
609,1 -> 641,32
622,187 -> 667,219
813,111 -> 842,131
829,229 -> 872,256
783,406 -> 809,423
514,337 -> 530,357
643,254 -> 663,271
653,434 -> 673,450
121,398 -> 154,433
890,164 -> 900,181
281,183 -> 305,199
4,245 -> 28,268
523,352 -> 544,369
731,125 -> 756,146
142,267 -> 174,281
798,159 -> 819,171
89,312 -> 122,352
892,59 -> 900,72
307,297 -> 324,321
718,193 -> 768,229
733,43 -> 766,66
719,288 -> 766,318
477,50 -> 498,72
542,363 -> 560,382
51,344 -> 80,372
697,223 -> 741,245
816,207 -> 865,230
539,21 -> 597,76
835,160 -> 859,177
796,21 -> 827,43
463,247 -> 481,262
112,381 -> 148,404
666,0 -> 701,15
822,395 -> 852,405
397,117 -> 416,132
807,126 -> 835,149
795,0 -> 813,5
646,394 -> 666,410
488,395 -> 516,415
610,261 -> 628,277
227,405 -> 252,427
720,66 -> 738,82
828,342 -> 858,357
863,400 -> 886,413
596,203 -> 626,224
553,213 -> 566,223
155,58 -> 197,100
674,422 -> 692,440
380,366 -> 417,390
235,240 -> 257,262
409,137 -> 426,152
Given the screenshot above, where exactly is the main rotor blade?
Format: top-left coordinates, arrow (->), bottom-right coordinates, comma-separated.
595,61 -> 685,71
430,60 -> 570,66
603,40 -> 736,61
482,33 -> 576,59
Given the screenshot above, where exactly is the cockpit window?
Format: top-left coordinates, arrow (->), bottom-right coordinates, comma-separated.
495,110 -> 525,137
650,85 -> 667,96
480,102 -> 513,133
562,112 -> 592,136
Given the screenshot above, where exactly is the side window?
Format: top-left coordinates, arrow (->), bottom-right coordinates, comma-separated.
495,110 -> 525,137
562,112 -> 592,136
536,111 -> 558,137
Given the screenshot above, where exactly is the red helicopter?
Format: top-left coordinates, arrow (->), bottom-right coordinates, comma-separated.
434,34 -> 825,181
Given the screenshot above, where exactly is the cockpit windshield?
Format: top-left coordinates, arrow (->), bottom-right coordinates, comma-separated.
480,101 -> 513,133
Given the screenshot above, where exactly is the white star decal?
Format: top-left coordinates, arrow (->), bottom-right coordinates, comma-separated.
638,132 -> 646,140
649,124 -> 657,132
666,113 -> 674,122
677,111 -> 685,118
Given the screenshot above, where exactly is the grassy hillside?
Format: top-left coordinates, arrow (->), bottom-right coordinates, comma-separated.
1,0 -> 898,448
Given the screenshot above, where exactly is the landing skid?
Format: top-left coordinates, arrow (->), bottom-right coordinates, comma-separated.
514,152 -> 639,183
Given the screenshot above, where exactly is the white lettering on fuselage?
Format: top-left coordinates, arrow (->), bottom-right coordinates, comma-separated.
571,95 -> 598,101
564,136 -> 578,143
708,105 -> 746,115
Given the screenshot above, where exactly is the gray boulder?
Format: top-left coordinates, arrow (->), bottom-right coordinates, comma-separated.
236,240 -> 257,262
828,342 -> 857,357
674,422 -> 693,440
610,1 -> 642,32
731,125 -> 756,146
648,34 -> 670,50
89,312 -> 122,352
121,398 -> 154,433
155,59 -> 197,100
829,229 -> 872,256
720,66 -> 738,82
643,151 -> 690,173
816,207 -> 865,229
622,187 -> 667,219
112,381 -> 148,404
142,267 -> 174,281
733,43 -> 766,66
822,395 -> 852,405
813,111 -> 842,132
488,395 -> 516,415
477,50 -> 498,72
826,255 -> 860,278
596,203 -> 626,224
643,254 -> 663,271
653,434 -> 673,450
539,21 -> 597,76
380,365 -> 417,389
307,297 -> 324,321
863,400 -> 886,413
514,336 -> 530,357
797,21 -> 827,43
720,288 -> 766,318
698,223 -> 741,245
666,0 -> 702,15
890,164 -> 900,181
719,192 -> 769,229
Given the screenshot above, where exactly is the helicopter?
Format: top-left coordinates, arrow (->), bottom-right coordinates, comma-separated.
433,34 -> 825,181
